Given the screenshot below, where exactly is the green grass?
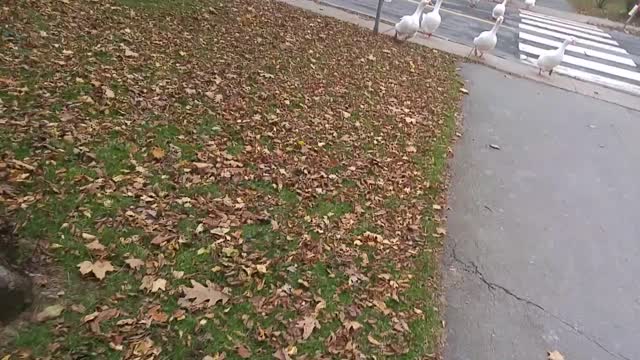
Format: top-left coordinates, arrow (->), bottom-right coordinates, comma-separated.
567,0 -> 636,21
1,0 -> 461,358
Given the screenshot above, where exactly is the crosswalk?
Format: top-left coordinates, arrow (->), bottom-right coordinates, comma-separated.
516,9 -> 640,95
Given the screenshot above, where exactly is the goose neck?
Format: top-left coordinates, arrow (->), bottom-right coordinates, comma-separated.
414,2 -> 427,16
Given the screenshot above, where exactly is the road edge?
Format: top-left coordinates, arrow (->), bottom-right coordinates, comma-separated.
280,0 -> 640,111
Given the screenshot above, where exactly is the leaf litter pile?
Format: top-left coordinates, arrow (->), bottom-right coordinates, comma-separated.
1,0 -> 461,358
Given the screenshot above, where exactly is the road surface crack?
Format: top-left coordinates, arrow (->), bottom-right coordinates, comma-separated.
449,239 -> 631,360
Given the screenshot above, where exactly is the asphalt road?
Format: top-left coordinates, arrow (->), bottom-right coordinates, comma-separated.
326,0 -> 521,59
325,0 -> 640,94
445,63 -> 640,360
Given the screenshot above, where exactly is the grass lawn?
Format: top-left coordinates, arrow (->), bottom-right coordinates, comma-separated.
0,0 -> 461,358
567,0 -> 637,22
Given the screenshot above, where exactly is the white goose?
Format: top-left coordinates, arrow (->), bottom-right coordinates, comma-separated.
525,0 -> 535,9
536,37 -> 576,75
395,0 -> 430,41
422,0 -> 444,37
471,16 -> 503,57
492,0 -> 507,19
469,0 -> 480,7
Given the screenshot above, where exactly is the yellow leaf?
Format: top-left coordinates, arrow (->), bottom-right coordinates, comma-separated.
151,147 -> 165,159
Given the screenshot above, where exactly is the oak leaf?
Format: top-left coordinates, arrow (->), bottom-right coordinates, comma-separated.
180,280 -> 229,308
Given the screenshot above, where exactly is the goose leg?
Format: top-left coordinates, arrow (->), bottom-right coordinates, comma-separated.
394,30 -> 398,40
538,68 -> 542,76
549,69 -> 553,76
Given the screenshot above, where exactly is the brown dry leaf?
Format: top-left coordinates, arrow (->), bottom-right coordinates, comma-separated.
180,280 -> 230,308
125,258 -> 145,270
151,147 -> 165,159
367,335 -> 382,346
81,232 -> 96,241
548,351 -> 565,360
436,227 -> 447,235
297,316 -> 320,340
124,48 -> 139,57
272,349 -> 292,360
236,345 -> 252,358
77,260 -> 115,280
151,278 -> 167,293
85,240 -> 106,252
35,304 -> 64,322
102,86 -> 115,98
85,308 -> 119,334
406,145 -> 417,153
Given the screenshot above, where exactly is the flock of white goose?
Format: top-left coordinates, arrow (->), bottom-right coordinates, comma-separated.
394,0 -> 576,76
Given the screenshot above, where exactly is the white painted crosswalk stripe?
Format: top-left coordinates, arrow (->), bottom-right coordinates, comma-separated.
519,14 -> 610,38
519,32 -> 635,66
519,43 -> 640,81
521,19 -> 619,45
519,9 -> 602,31
517,10 -> 640,95
519,24 -> 629,54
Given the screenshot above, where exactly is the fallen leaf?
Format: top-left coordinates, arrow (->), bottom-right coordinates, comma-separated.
459,87 -> 469,94
151,278 -> 167,293
297,316 -> 320,339
489,144 -> 501,150
548,351 -> 565,360
236,345 -> 252,358
406,145 -> 417,153
273,349 -> 291,360
35,304 -> 64,322
85,240 -> 106,252
86,308 -> 119,334
81,233 -> 96,241
125,258 -> 145,270
180,280 -> 230,308
255,264 -> 268,274
151,147 -> 165,159
367,335 -> 382,346
71,304 -> 86,313
78,260 -> 115,280
103,86 -> 115,98
436,227 -> 447,235
124,48 -> 139,57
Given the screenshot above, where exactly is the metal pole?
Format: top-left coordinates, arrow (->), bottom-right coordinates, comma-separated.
373,0 -> 385,33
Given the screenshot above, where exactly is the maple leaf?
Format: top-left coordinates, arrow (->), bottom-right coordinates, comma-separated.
151,278 -> 167,293
77,260 -> 115,280
85,240 -> 106,252
548,351 -> 565,360
125,258 -> 145,270
180,280 -> 230,308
